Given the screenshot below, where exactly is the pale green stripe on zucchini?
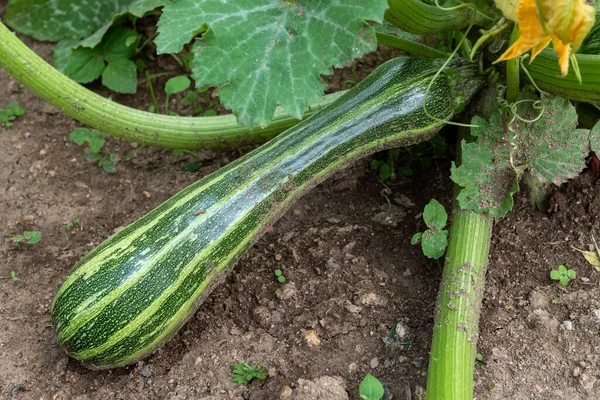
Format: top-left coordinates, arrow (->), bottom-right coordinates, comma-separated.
51,57 -> 484,369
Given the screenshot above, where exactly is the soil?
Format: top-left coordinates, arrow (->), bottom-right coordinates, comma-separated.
1,9 -> 600,400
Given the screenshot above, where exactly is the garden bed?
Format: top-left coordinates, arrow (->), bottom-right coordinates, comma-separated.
1,31 -> 599,400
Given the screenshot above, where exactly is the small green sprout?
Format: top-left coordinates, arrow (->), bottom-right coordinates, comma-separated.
11,231 -> 42,246
550,264 -> 576,287
0,101 -> 25,127
476,353 -> 484,362
359,374 -> 384,400
69,128 -> 116,172
274,269 -> 286,283
412,199 -> 449,259
10,271 -> 18,281
165,75 -> 191,113
66,217 -> 80,230
232,363 -> 267,384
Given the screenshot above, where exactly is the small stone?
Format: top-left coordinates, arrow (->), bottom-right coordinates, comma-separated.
276,283 -> 297,300
370,357 -> 379,369
24,132 -> 31,138
345,300 -> 362,314
381,383 -> 394,400
573,367 -> 581,377
355,292 -> 388,307
593,309 -> 600,319
275,254 -> 282,261
348,363 -> 358,373
394,323 -> 408,339
302,330 -> 321,347
229,326 -> 243,336
579,373 -> 597,390
563,320 -> 574,331
143,191 -> 151,198
138,366 -> 152,378
253,306 -> 272,328
280,386 -> 293,400
39,149 -> 47,157
295,376 -> 348,400
23,215 -> 35,226
10,383 -> 25,395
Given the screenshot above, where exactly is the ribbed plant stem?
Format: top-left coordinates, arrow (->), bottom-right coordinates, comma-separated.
385,0 -> 493,35
0,21 -> 342,149
426,209 -> 492,400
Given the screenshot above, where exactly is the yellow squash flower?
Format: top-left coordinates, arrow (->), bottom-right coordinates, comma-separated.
495,0 -> 596,76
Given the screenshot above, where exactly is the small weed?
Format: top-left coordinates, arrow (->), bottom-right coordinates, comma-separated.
10,271 -> 18,281
232,363 -> 267,384
359,374 -> 384,400
476,353 -> 484,362
165,75 -> 191,114
412,199 -> 449,259
274,269 -> 286,284
66,217 -> 80,230
11,231 -> 42,246
550,264 -> 576,287
0,102 -> 25,127
70,128 -> 116,172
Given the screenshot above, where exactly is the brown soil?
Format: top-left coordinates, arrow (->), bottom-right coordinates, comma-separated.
1,14 -> 600,400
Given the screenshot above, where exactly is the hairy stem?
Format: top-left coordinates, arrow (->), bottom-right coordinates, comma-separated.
426,208 -> 492,399
385,0 -> 493,35
0,21 -> 343,149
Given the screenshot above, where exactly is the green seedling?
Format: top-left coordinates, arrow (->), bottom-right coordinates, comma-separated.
69,128 -> 116,172
550,264 -> 576,287
412,199 -> 449,259
359,374 -> 384,400
0,101 -> 25,127
66,217 -> 80,230
11,231 -> 42,246
232,363 -> 267,384
165,75 -> 191,114
274,269 -> 286,284
10,271 -> 18,281
171,149 -> 203,172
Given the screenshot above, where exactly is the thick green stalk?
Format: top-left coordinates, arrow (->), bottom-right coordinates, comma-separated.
526,50 -> 600,104
385,0 -> 492,35
426,209 -> 492,400
375,32 -> 450,58
0,20 -> 343,149
505,25 -> 521,103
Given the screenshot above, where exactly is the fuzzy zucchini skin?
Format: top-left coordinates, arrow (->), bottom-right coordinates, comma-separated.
51,57 -> 484,369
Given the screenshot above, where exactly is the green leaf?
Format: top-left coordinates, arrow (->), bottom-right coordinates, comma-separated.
423,199 -> 447,230
88,137 -> 106,153
558,264 -> 567,274
567,269 -> 576,279
181,161 -> 203,172
102,59 -> 138,93
23,231 -> 42,244
64,48 -> 105,83
550,269 -> 560,280
165,76 -> 191,96
232,363 -> 267,384
590,120 -> 600,154
359,374 -> 384,400
411,232 -> 423,245
421,229 -> 448,259
560,276 -> 569,287
450,113 -> 519,218
277,275 -> 287,283
53,40 -> 80,72
515,98 -> 587,185
98,27 -> 141,61
6,0 -> 167,42
69,128 -> 91,145
156,0 -> 388,128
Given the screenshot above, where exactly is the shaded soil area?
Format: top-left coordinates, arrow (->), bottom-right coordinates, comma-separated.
1,14 -> 600,400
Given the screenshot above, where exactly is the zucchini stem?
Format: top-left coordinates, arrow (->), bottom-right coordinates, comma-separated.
426,208 -> 492,399
0,21 -> 343,150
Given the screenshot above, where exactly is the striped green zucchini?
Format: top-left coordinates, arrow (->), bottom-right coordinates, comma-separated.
51,57 -> 484,369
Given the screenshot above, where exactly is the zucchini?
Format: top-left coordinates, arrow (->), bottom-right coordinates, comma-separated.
51,57 -> 484,369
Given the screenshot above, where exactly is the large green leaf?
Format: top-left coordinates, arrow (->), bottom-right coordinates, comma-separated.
451,96 -> 593,217
6,0 -> 166,42
155,0 -> 388,128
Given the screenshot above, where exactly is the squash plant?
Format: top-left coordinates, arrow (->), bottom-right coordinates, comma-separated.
1,0 -> 600,398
